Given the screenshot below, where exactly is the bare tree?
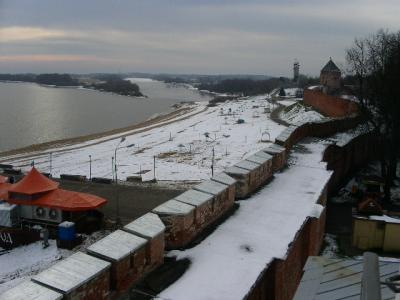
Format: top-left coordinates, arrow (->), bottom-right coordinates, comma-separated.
346,29 -> 400,202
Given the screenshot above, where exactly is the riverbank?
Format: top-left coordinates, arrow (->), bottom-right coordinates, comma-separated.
0,104 -> 201,159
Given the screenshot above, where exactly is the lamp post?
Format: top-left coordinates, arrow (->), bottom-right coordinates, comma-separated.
114,137 -> 126,226
89,155 -> 92,180
49,152 -> 52,176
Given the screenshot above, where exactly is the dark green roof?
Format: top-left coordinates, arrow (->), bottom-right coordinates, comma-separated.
321,58 -> 341,73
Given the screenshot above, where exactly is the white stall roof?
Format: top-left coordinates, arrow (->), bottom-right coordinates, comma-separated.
124,212 -> 165,239
235,160 -> 260,171
174,189 -> 213,207
254,151 -> 272,160
245,154 -> 269,165
263,143 -> 285,155
32,252 -> 110,294
275,125 -> 297,144
0,280 -> 63,300
194,180 -> 228,196
211,172 -> 236,186
87,230 -> 147,262
153,199 -> 195,216
225,166 -> 250,176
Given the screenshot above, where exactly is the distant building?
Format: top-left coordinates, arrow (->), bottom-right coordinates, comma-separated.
293,60 -> 300,83
320,58 -> 341,94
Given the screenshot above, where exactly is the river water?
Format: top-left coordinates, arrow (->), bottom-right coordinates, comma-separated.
0,79 -> 211,152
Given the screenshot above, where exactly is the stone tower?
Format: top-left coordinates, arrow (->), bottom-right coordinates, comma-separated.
293,60 -> 300,83
320,58 -> 341,94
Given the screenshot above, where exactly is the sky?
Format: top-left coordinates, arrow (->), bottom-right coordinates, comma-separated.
0,0 -> 399,76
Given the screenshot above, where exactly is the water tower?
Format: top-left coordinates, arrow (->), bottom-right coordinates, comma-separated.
293,60 -> 300,83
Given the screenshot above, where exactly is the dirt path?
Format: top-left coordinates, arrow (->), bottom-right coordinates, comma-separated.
0,105 -> 208,162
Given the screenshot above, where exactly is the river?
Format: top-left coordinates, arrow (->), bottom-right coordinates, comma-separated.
0,79 -> 212,152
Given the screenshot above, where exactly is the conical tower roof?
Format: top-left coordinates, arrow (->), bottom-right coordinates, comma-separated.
9,167 -> 59,195
321,58 -> 341,73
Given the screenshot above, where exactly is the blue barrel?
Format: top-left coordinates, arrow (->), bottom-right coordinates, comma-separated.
58,221 -> 76,241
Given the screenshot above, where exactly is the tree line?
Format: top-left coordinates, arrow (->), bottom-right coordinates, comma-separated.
346,29 -> 400,201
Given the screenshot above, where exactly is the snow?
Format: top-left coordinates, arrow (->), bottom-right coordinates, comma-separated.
0,230 -> 110,294
280,103 -> 325,125
355,214 -> 400,224
159,139 -> 332,300
321,234 -> 340,259
126,77 -> 156,83
277,99 -> 302,107
2,95 -> 285,182
0,240 -> 62,294
283,88 -> 300,97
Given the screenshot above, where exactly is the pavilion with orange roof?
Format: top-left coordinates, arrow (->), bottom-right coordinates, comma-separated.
1,167 -> 107,224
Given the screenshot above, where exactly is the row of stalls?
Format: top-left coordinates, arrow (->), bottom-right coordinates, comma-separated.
150,143 -> 287,249
1,212 -> 166,300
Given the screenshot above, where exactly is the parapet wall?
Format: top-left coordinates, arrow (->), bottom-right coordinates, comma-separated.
304,89 -> 359,118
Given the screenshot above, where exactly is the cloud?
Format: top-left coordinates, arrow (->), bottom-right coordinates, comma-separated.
0,27 -> 69,42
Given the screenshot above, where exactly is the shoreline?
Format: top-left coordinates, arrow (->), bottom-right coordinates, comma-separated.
0,105 -> 204,161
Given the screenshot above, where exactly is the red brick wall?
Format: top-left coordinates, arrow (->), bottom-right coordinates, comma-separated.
68,270 -> 110,300
304,89 -> 359,118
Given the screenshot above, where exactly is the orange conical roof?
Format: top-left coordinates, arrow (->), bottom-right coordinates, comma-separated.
8,167 -> 59,195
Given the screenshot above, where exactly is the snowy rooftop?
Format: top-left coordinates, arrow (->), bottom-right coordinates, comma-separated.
123,212 -> 165,239
32,252 -> 110,294
153,199 -> 195,216
253,151 -> 272,161
245,153 -> 270,165
193,180 -> 229,196
234,160 -> 260,171
0,280 -> 63,300
275,125 -> 298,144
225,166 -> 250,176
174,189 -> 213,207
211,172 -> 236,186
87,230 -> 147,261
159,140 -> 332,300
263,143 -> 285,155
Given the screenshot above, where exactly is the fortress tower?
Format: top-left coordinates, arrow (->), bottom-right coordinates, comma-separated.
293,60 -> 300,83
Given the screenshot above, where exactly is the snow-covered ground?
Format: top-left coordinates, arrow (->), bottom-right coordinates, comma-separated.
160,139 -> 333,300
280,102 -> 325,125
0,240 -> 62,294
2,95 -> 286,182
0,230 -> 109,294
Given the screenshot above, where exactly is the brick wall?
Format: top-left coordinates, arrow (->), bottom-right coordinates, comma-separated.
304,89 -> 359,118
68,270 -> 110,300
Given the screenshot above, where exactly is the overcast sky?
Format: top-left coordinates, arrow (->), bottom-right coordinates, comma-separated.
0,0 -> 399,76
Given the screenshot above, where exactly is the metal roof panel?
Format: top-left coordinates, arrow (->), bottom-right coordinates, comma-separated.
32,252 -> 110,294
87,230 -> 147,261
174,189 -> 213,207
123,212 -> 165,239
152,199 -> 195,215
194,180 -> 228,196
211,172 -> 236,186
0,280 -> 63,300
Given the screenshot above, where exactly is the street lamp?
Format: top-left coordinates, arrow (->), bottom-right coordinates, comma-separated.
89,155 -> 92,180
114,136 -> 126,183
114,136 -> 126,226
